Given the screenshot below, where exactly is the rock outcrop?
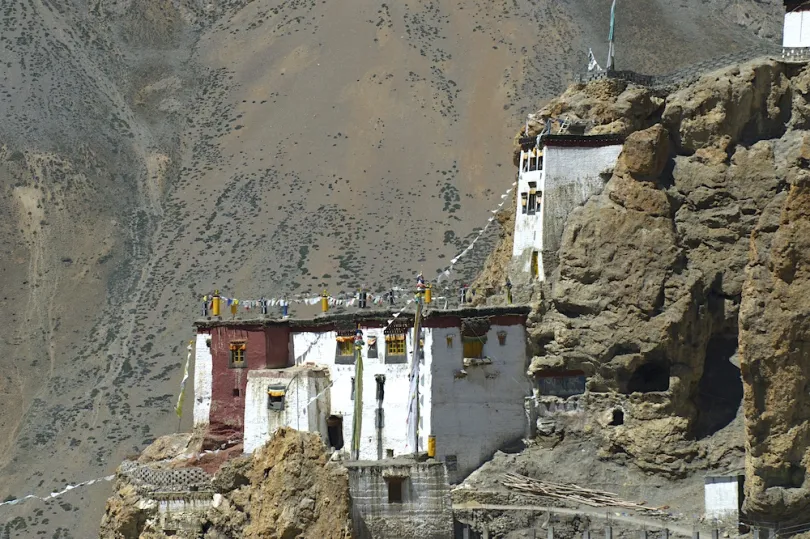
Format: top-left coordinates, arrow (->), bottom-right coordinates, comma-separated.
99,428 -> 352,538
739,136 -> 810,522
485,58 -> 810,521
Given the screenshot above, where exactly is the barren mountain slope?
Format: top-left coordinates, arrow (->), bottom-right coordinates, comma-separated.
0,0 -> 780,536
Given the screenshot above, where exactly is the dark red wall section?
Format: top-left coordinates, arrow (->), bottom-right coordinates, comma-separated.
206,325 -> 285,442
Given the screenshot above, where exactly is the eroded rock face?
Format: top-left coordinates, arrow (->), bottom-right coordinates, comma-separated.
99,429 -> 352,538
498,61 -> 810,493
739,136 -> 810,522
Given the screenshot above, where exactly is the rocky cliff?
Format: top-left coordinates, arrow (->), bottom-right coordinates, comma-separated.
479,58 -> 810,523
0,0 -> 786,535
99,428 -> 351,539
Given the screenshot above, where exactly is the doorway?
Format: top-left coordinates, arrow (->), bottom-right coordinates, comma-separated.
327,415 -> 344,450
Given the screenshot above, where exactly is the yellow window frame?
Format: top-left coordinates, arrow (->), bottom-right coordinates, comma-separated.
337,336 -> 355,356
229,341 -> 246,367
385,334 -> 406,356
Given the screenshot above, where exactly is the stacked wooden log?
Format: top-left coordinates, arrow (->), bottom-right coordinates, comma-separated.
502,472 -> 668,516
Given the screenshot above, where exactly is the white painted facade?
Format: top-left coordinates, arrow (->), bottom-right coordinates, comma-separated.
290,328 -> 421,460
513,148 -> 545,280
289,321 -> 528,481
243,367 -> 331,454
428,324 -> 529,482
193,333 -> 212,428
783,10 -> 810,48
511,137 -> 622,282
704,475 -> 743,519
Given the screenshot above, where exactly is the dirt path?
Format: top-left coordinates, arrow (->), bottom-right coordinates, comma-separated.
452,502 -> 710,537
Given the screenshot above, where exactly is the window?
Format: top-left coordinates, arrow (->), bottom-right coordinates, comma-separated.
528,182 -> 538,214
497,331 -> 507,346
386,477 -> 404,503
386,336 -> 405,356
335,332 -> 356,364
462,338 -> 484,359
446,335 -> 453,348
350,377 -> 355,400
521,192 -> 528,214
531,251 -> 539,278
337,338 -> 354,356
229,341 -> 246,368
367,337 -> 378,358
268,385 -> 285,411
232,388 -> 240,397
384,324 -> 409,364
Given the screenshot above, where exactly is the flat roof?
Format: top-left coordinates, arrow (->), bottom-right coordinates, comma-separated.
346,457 -> 445,469
193,305 -> 531,330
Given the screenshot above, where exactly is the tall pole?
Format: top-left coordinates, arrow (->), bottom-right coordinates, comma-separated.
410,290 -> 424,453
351,327 -> 364,460
606,0 -> 617,70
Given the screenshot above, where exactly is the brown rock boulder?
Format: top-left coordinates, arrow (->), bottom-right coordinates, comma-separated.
615,124 -> 670,178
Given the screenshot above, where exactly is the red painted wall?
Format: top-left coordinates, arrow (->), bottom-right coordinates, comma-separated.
207,325 -> 290,442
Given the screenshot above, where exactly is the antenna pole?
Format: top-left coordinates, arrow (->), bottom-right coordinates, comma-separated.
606,0 -> 616,70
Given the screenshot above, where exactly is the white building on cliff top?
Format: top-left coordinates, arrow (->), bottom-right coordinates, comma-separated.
511,131 -> 624,283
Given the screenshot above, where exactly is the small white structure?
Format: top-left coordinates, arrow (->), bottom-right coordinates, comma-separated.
784,1 -> 810,47
243,366 -> 331,454
512,132 -> 623,283
193,333 -> 213,428
704,474 -> 744,520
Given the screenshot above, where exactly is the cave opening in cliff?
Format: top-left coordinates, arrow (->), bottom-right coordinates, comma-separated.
626,362 -> 670,393
609,409 -> 624,426
694,335 -> 742,439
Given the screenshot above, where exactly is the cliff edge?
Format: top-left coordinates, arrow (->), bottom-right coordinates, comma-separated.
478,57 -> 810,523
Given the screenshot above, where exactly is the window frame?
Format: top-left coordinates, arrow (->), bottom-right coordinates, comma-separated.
229,341 -> 247,369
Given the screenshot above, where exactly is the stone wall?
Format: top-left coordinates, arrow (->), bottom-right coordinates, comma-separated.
119,461 -> 213,494
347,460 -> 453,539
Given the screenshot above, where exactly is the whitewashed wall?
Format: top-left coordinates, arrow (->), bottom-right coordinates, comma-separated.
429,324 -> 529,482
243,370 -> 330,454
704,476 -> 742,519
193,333 -> 212,427
292,328 -> 419,460
784,11 -> 810,48
512,166 -> 544,262
541,144 -> 622,274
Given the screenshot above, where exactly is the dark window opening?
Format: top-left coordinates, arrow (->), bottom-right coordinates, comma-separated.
376,375 -> 385,402
368,338 -> 378,358
609,409 -> 624,426
268,385 -> 285,411
528,182 -> 538,214
387,477 -> 404,503
521,193 -> 529,214
232,388 -> 240,398
694,335 -> 743,439
626,362 -> 670,393
327,415 -> 344,450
